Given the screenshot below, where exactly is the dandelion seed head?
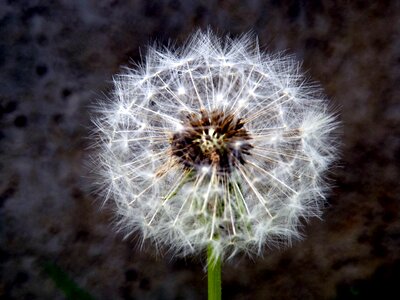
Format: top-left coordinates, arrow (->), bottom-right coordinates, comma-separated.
92,30 -> 339,260
177,86 -> 186,95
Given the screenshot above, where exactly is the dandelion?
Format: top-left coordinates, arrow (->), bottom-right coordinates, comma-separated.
92,30 -> 338,299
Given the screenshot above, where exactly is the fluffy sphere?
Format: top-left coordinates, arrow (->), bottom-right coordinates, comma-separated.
92,31 -> 339,260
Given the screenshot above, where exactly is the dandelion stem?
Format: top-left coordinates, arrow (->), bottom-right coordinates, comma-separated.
207,244 -> 222,300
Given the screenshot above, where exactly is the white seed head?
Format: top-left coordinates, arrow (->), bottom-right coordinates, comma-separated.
92,31 -> 339,260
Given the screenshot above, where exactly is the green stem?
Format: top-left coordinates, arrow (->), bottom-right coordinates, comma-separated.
207,244 -> 222,300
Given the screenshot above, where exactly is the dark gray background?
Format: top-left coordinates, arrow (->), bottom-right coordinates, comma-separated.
1,0 -> 399,299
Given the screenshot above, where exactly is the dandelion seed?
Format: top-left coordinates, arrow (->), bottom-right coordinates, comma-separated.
177,86 -> 186,95
92,30 -> 339,262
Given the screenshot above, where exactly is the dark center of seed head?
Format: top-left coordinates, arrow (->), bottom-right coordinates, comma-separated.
171,109 -> 253,173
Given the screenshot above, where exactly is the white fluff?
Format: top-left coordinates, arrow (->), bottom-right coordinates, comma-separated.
92,31 -> 339,260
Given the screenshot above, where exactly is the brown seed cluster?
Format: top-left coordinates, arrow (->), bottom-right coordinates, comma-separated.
171,109 -> 253,173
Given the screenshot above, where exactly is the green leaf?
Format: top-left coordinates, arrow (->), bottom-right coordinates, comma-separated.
43,262 -> 95,300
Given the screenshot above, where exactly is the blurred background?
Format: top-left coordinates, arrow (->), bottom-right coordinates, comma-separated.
1,0 -> 399,299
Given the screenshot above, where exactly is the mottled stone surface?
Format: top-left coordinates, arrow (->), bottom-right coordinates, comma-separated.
1,0 -> 399,299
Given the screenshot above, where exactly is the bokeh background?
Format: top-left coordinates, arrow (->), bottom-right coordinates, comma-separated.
1,0 -> 399,299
